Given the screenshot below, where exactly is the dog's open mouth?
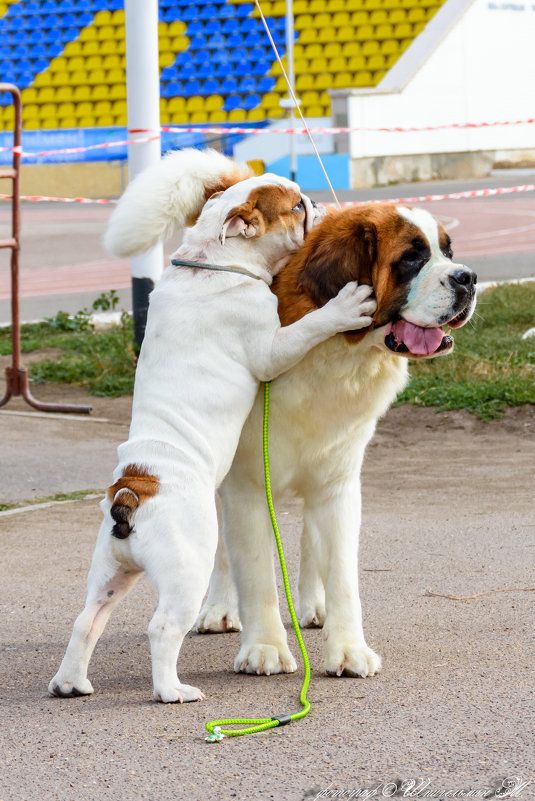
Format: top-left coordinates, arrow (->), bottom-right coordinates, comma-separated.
384,320 -> 454,358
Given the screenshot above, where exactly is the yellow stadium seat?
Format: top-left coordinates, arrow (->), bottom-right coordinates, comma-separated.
73,86 -> 91,101
168,96 -> 186,112
333,11 -> 351,25
111,8 -> 125,24
270,58 -> 287,76
41,119 -> 58,129
324,42 -> 342,58
362,40 -> 380,54
114,113 -> 127,126
88,69 -> 106,85
295,74 -> 314,91
56,86 -> 74,102
22,104 -> 39,120
108,68 -> 125,83
348,54 -> 367,70
40,104 -> 57,119
355,23 -> 374,38
342,40 -> 362,56
209,110 -> 228,122
102,40 -> 125,55
168,21 -> 187,36
96,115 -> 115,127
95,100 -> 112,116
2,106 -> 15,124
317,26 -> 336,43
261,92 -> 280,109
372,70 -> 386,84
336,26 -> 355,41
310,57 -> 328,72
376,23 -> 394,38
79,116 -> 97,127
367,53 -> 386,69
310,0 -> 328,10
172,35 -> 189,52
394,22 -> 413,37
21,88 -> 38,104
381,39 -> 400,54
37,87 -> 56,102
347,0 -> 366,8
247,108 -> 266,121
385,52 -> 399,66
294,58 -> 309,73
159,52 -> 175,68
370,9 -> 388,22
51,70 -> 70,87
327,0 -> 346,9
96,25 -> 115,40
329,56 -> 348,72
169,111 -> 188,124
205,95 -> 224,111
408,7 -> 426,20
94,10 -> 112,25
228,108 -> 247,122
295,14 -> 313,29
82,41 -> 100,55
313,12 -> 331,27
301,90 -> 320,105
413,21 -> 426,33
103,54 -> 121,69
112,99 -> 127,116
24,118 -> 40,131
390,9 -> 407,21
268,106 -> 284,119
64,41 -> 83,57
400,37 -> 413,51
271,1 -> 288,13
57,102 -> 76,119
70,70 -> 89,86
304,43 -> 322,58
299,29 -> 318,44
79,26 -> 97,41
159,98 -> 167,114
315,73 -> 333,89
332,71 -> 351,88
189,111 -> 207,123
293,44 -> 306,58
75,102 -> 93,118
353,70 -> 373,85
186,96 -> 204,112
109,84 -> 126,100
303,104 -> 324,117
92,85 -> 110,100
67,57 -> 85,72
426,6 -> 438,18
86,55 -> 103,70
159,36 -> 171,52
49,57 -> 67,73
275,76 -> 289,91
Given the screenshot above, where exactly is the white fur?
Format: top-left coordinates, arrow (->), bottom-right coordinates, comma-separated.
200,207 -> 477,679
49,165 -> 377,703
103,148 -> 253,258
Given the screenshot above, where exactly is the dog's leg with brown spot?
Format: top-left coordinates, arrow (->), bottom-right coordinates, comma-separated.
49,519 -> 142,698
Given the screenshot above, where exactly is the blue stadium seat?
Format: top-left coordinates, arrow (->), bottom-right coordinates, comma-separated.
78,12 -> 94,25
222,19 -> 239,34
239,77 -> 257,93
192,49 -> 210,64
43,14 -> 61,28
62,13 -> 77,26
58,0 -> 77,11
47,43 -> 65,57
17,59 -> 33,72
28,30 -> 45,43
244,32 -> 264,47
227,33 -> 243,48
218,5 -> 235,19
183,7 -> 200,21
11,31 -> 27,44
212,50 -> 230,65
59,28 -> 80,43
94,0 -> 111,10
179,64 -> 197,80
223,95 -> 241,112
197,63 -> 216,78
200,5 -> 219,20
234,61 -> 252,78
162,8 -> 183,22
175,51 -> 192,66
243,94 -> 261,111
205,20 -> 221,34
220,77 -> 238,93
215,63 -> 231,78
187,21 -> 204,36
16,72 -> 34,89
183,79 -> 202,96
229,47 -> 248,63
207,34 -> 226,49
161,65 -> 180,81
0,47 -> 10,60
241,18 -> 259,33
109,0 -> 123,9
236,4 -> 254,17
189,35 -> 208,49
200,78 -> 219,95
161,81 -> 183,98
25,1 -> 41,12
33,58 -> 49,73
13,45 -> 31,59
250,46 -> 268,61
257,76 -> 276,92
42,0 -> 57,10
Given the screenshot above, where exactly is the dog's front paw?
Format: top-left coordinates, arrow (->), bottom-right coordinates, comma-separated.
49,675 -> 94,698
196,603 -> 242,634
324,641 -> 382,678
234,643 -> 297,675
154,683 -> 205,703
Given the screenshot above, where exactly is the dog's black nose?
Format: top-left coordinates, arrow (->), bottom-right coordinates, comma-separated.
448,268 -> 477,290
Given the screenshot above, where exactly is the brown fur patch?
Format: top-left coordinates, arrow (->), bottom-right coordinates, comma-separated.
272,203 -> 428,344
222,184 -> 303,239
184,168 -> 255,226
107,463 -> 160,506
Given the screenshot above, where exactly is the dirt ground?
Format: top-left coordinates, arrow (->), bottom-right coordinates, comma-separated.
0,382 -> 534,801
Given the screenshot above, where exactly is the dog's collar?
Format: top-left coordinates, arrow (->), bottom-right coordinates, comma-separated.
171,258 -> 264,281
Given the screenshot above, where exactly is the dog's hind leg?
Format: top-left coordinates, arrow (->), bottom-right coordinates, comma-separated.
142,491 -> 218,703
49,520 -> 142,698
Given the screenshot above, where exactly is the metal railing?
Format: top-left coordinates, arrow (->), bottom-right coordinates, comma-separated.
0,83 -> 91,414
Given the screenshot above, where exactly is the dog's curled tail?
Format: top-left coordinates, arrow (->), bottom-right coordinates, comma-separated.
107,465 -> 160,539
110,488 -> 138,539
104,147 -> 254,258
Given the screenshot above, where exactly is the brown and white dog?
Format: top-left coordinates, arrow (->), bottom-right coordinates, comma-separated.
197,201 -> 477,678
48,150 -> 376,703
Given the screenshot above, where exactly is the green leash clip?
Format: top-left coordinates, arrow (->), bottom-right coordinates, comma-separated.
205,381 -> 312,740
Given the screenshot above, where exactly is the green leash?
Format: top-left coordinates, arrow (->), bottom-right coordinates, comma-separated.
205,381 -> 311,741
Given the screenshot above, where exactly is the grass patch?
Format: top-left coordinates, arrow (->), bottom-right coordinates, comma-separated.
397,282 -> 535,419
0,489 -> 103,512
1,284 -> 534,418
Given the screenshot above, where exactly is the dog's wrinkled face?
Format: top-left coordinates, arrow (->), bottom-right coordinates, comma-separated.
274,203 -> 477,358
191,173 -> 324,275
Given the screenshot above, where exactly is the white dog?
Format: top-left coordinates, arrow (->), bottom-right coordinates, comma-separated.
49,150 -> 376,703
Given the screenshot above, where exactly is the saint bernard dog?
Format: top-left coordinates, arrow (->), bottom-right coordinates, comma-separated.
48,149 -> 376,703
197,201 -> 477,680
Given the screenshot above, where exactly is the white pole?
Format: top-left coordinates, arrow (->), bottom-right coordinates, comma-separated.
285,0 -> 297,182
124,0 -> 163,350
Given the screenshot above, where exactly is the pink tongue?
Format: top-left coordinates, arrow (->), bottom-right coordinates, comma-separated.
390,320 -> 444,355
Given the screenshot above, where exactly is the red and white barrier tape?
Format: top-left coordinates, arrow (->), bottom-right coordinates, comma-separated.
1,183 -> 534,206
0,118 -> 534,158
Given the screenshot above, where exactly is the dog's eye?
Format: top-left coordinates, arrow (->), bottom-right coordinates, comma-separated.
292,199 -> 304,212
442,244 -> 454,260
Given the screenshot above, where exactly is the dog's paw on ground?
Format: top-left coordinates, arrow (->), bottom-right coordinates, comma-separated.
153,683 -> 205,703
324,642 -> 382,678
48,676 -> 94,698
195,603 -> 242,633
298,601 -> 326,628
234,643 -> 297,675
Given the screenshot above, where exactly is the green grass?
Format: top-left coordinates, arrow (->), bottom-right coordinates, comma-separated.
0,489 -> 103,512
1,284 -> 533,418
397,281 -> 535,419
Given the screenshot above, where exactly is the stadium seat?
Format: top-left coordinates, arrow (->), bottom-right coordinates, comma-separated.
223,94 -> 241,112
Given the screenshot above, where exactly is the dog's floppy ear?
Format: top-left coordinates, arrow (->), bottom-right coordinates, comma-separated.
219,200 -> 267,245
298,220 -> 377,307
